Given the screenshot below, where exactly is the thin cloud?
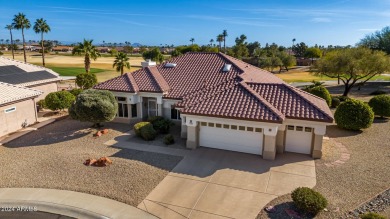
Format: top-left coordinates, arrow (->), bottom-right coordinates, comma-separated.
357,28 -> 379,32
187,15 -> 282,27
311,17 -> 332,23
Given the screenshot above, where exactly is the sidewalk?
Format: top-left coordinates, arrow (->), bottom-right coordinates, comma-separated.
0,188 -> 157,219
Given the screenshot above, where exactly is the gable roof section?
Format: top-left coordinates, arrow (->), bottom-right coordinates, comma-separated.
179,78 -> 284,123
248,83 -> 333,122
0,57 -> 61,86
93,73 -> 139,93
147,66 -> 170,92
0,82 -> 42,106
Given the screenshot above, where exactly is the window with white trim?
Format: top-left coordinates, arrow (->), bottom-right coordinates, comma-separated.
171,107 -> 181,120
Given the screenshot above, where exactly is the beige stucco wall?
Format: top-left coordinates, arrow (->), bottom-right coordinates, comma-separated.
28,82 -> 58,101
0,99 -> 37,137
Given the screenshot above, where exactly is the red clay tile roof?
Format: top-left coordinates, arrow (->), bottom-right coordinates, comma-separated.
93,73 -> 138,93
94,52 -> 334,123
248,83 -> 333,122
178,78 -> 284,123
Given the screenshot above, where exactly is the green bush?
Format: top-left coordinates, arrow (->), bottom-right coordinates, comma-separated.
45,91 -> 75,111
134,122 -> 151,136
338,95 -> 351,102
133,122 -> 157,141
76,73 -> 98,89
163,134 -> 175,145
370,89 -> 387,96
148,116 -> 174,134
37,99 -> 47,109
360,212 -> 386,219
69,88 -> 83,97
335,99 -> 374,130
368,95 -> 390,118
69,89 -> 117,127
331,97 -> 341,108
306,86 -> 332,106
291,187 -> 328,215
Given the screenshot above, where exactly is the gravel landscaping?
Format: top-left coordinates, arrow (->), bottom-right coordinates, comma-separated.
258,119 -> 390,219
0,118 -> 182,207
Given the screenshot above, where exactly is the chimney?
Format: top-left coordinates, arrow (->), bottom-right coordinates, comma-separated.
141,59 -> 156,68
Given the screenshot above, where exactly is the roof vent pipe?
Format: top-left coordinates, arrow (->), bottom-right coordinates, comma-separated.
165,63 -> 177,68
223,64 -> 232,72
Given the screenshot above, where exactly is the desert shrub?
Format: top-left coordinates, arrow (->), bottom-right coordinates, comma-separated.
45,91 -> 75,111
163,134 -> 175,145
368,94 -> 390,118
69,89 -> 117,127
360,212 -> 386,219
306,86 -> 332,106
141,125 -> 157,141
134,122 -> 151,136
76,73 -> 98,89
291,187 -> 328,215
134,122 -> 157,141
37,99 -> 47,109
370,89 -> 387,96
69,88 -> 83,97
338,95 -> 351,102
335,99 -> 374,130
148,116 -> 174,134
331,97 -> 341,108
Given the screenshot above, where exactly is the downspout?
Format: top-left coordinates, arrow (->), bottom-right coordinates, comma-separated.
33,98 -> 38,124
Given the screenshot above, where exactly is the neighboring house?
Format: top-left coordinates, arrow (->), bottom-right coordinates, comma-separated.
0,57 -> 62,101
94,52 -> 334,160
96,47 -> 111,53
0,82 -> 42,137
52,46 -> 73,52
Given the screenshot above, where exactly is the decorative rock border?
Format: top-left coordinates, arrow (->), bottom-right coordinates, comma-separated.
345,188 -> 390,218
324,139 -> 350,167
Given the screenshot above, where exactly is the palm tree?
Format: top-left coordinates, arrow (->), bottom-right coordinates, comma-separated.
209,39 -> 214,47
190,38 -> 195,45
72,39 -> 101,73
113,52 -> 130,75
222,29 -> 228,53
33,18 -> 51,67
5,25 -> 15,59
12,13 -> 31,63
216,34 -> 224,52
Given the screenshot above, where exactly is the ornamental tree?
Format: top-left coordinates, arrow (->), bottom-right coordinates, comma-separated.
315,47 -> 390,96
69,89 -> 117,127
76,73 -> 97,89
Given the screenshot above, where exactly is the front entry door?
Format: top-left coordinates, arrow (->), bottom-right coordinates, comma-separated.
148,98 -> 157,117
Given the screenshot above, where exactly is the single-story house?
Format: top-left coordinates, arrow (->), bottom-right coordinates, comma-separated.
52,46 -> 73,52
0,57 -> 62,101
94,52 -> 334,160
0,82 -> 42,137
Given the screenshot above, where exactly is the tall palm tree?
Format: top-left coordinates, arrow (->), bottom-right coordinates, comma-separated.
5,25 -> 15,59
216,34 -> 224,52
190,38 -> 195,45
33,18 -> 51,67
222,29 -> 228,53
72,39 -> 101,73
12,13 -> 31,63
113,52 -> 130,75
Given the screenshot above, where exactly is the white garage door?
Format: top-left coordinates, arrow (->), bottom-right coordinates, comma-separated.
199,122 -> 263,155
285,125 -> 313,154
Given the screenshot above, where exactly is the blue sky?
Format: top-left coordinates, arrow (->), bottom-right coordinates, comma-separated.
0,0 -> 389,47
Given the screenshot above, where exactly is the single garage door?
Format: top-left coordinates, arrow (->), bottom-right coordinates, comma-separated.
285,125 -> 313,154
199,122 -> 263,155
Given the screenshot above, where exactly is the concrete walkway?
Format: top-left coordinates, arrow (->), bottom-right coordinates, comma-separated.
104,130 -> 190,157
138,149 -> 316,219
0,188 -> 157,219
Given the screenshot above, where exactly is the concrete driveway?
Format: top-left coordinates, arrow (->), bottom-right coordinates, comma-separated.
138,148 -> 316,219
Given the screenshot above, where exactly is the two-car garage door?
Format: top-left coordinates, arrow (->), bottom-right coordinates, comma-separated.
199,122 -> 263,155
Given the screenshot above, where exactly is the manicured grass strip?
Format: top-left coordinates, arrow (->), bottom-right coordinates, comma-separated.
48,67 -> 106,76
